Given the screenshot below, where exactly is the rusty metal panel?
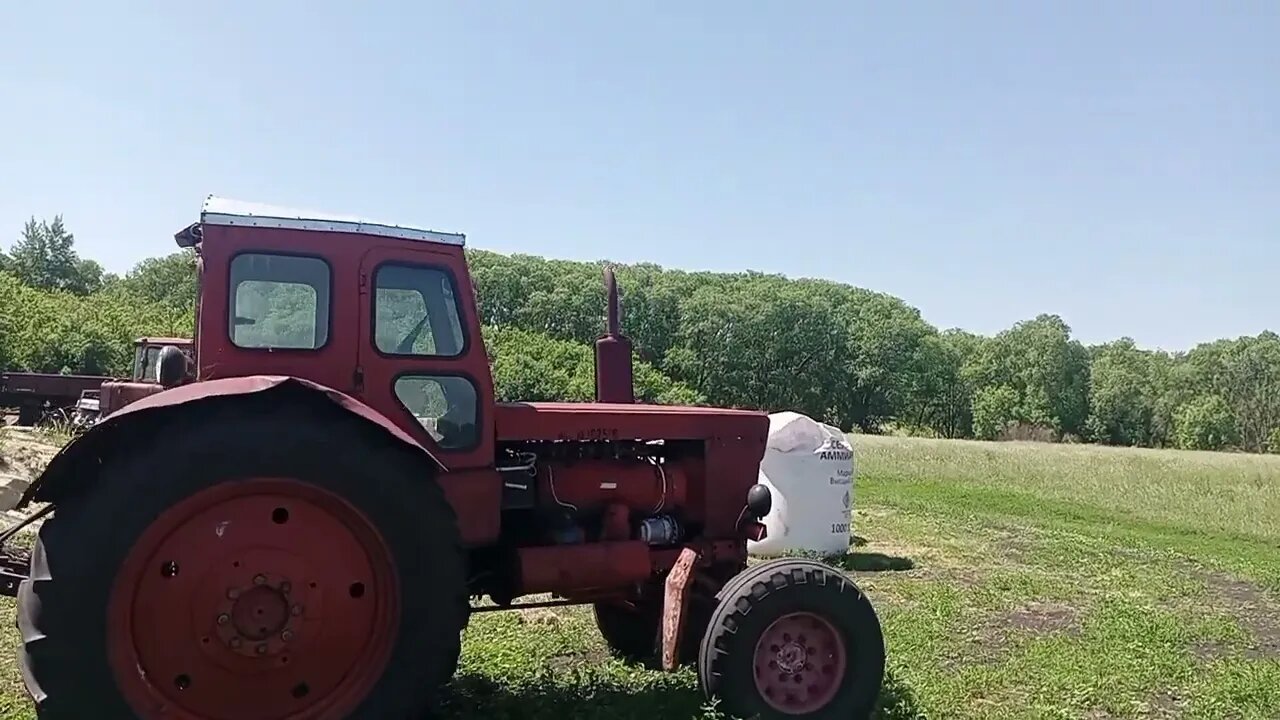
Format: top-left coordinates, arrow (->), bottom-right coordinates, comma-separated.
661,546 -> 701,671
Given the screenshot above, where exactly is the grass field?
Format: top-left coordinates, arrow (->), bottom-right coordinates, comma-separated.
1,434 -> 1278,719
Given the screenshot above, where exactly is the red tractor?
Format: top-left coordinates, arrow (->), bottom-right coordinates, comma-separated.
0,197 -> 885,719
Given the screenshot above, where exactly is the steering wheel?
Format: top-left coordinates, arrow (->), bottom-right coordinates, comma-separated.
395,315 -> 431,354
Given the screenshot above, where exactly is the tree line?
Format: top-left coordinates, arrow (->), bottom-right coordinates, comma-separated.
3,216 -> 1279,453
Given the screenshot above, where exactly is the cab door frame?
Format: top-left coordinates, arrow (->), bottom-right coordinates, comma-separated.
355,243 -> 495,472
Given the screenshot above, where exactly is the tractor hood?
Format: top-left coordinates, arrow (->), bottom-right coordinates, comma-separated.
494,401 -> 768,443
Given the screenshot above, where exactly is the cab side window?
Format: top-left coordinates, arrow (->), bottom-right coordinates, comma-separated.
229,253 -> 331,350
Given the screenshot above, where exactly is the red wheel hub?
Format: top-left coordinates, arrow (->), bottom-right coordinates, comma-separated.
107,479 -> 399,720
752,612 -> 848,714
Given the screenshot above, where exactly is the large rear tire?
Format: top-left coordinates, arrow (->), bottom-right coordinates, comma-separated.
698,558 -> 884,719
16,400 -> 468,720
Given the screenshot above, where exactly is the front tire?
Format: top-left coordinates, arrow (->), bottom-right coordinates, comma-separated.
17,400 -> 468,719
698,558 -> 885,719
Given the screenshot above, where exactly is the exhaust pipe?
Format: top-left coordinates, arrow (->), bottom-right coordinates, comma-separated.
594,267 -> 634,403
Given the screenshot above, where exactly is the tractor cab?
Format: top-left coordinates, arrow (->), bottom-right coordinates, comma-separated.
173,196 -> 497,469
132,336 -> 194,382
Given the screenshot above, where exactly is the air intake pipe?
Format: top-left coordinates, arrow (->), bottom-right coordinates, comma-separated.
594,267 -> 634,403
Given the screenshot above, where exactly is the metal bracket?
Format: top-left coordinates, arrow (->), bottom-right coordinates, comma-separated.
661,545 -> 701,671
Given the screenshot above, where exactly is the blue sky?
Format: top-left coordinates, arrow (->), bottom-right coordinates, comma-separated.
1,1 -> 1275,350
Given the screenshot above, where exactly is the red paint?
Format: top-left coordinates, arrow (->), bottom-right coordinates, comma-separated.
600,503 -> 632,541
106,478 -> 398,720
517,541 -> 651,595
594,268 -> 633,404
99,380 -> 165,416
752,612 -> 847,714
195,224 -> 496,471
539,460 -> 688,516
651,540 -> 744,572
435,468 -> 501,545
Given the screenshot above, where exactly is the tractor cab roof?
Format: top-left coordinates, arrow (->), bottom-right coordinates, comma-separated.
175,195 -> 466,248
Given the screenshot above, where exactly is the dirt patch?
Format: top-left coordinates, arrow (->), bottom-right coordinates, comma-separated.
985,524 -> 1043,565
1188,565 -> 1280,660
1082,691 -> 1181,720
546,646 -> 612,673
0,428 -> 60,512
514,606 -> 567,627
999,601 -> 1081,636
0,430 -> 60,547
1190,639 -> 1232,661
943,601 -> 1083,670
1144,690 -> 1184,718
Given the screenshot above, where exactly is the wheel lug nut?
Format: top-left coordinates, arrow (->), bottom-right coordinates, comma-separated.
291,605 -> 303,616
229,637 -> 242,648
281,630 -> 294,642
227,588 -> 240,600
216,614 -> 230,625
256,644 -> 268,655
253,574 -> 267,586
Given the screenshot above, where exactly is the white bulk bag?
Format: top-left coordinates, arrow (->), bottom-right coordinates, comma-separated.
748,411 -> 855,557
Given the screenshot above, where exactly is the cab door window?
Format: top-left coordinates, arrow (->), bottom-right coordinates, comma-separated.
373,264 -> 465,356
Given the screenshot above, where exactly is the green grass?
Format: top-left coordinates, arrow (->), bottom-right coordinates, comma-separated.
851,435 -> 1280,719
0,435 -> 1278,718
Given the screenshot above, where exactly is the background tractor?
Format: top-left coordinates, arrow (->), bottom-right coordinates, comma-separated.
1,196 -> 885,719
0,337 -> 191,428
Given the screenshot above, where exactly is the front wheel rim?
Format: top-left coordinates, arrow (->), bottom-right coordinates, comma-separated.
751,611 -> 848,714
107,478 -> 399,720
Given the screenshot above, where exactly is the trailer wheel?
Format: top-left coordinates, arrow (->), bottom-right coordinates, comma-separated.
698,558 -> 884,719
16,402 -> 468,720
16,404 -> 40,427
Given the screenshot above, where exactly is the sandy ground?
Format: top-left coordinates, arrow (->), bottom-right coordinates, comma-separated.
0,426 -> 59,537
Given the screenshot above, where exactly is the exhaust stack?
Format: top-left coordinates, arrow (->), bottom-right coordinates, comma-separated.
594,267 -> 634,403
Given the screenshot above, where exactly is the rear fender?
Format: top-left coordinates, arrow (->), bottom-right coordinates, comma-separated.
18,376 -> 445,508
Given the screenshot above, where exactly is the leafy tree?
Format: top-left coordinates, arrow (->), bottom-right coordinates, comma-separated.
1182,333 -> 1280,452
901,329 -> 983,438
972,385 -> 1020,440
832,287 -> 936,432
1173,394 -> 1238,451
7,231 -> 1280,457
967,314 -> 1090,438
665,278 -> 847,420
7,216 -> 102,295
118,251 -> 199,314
484,325 -> 701,405
1086,338 -> 1162,445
